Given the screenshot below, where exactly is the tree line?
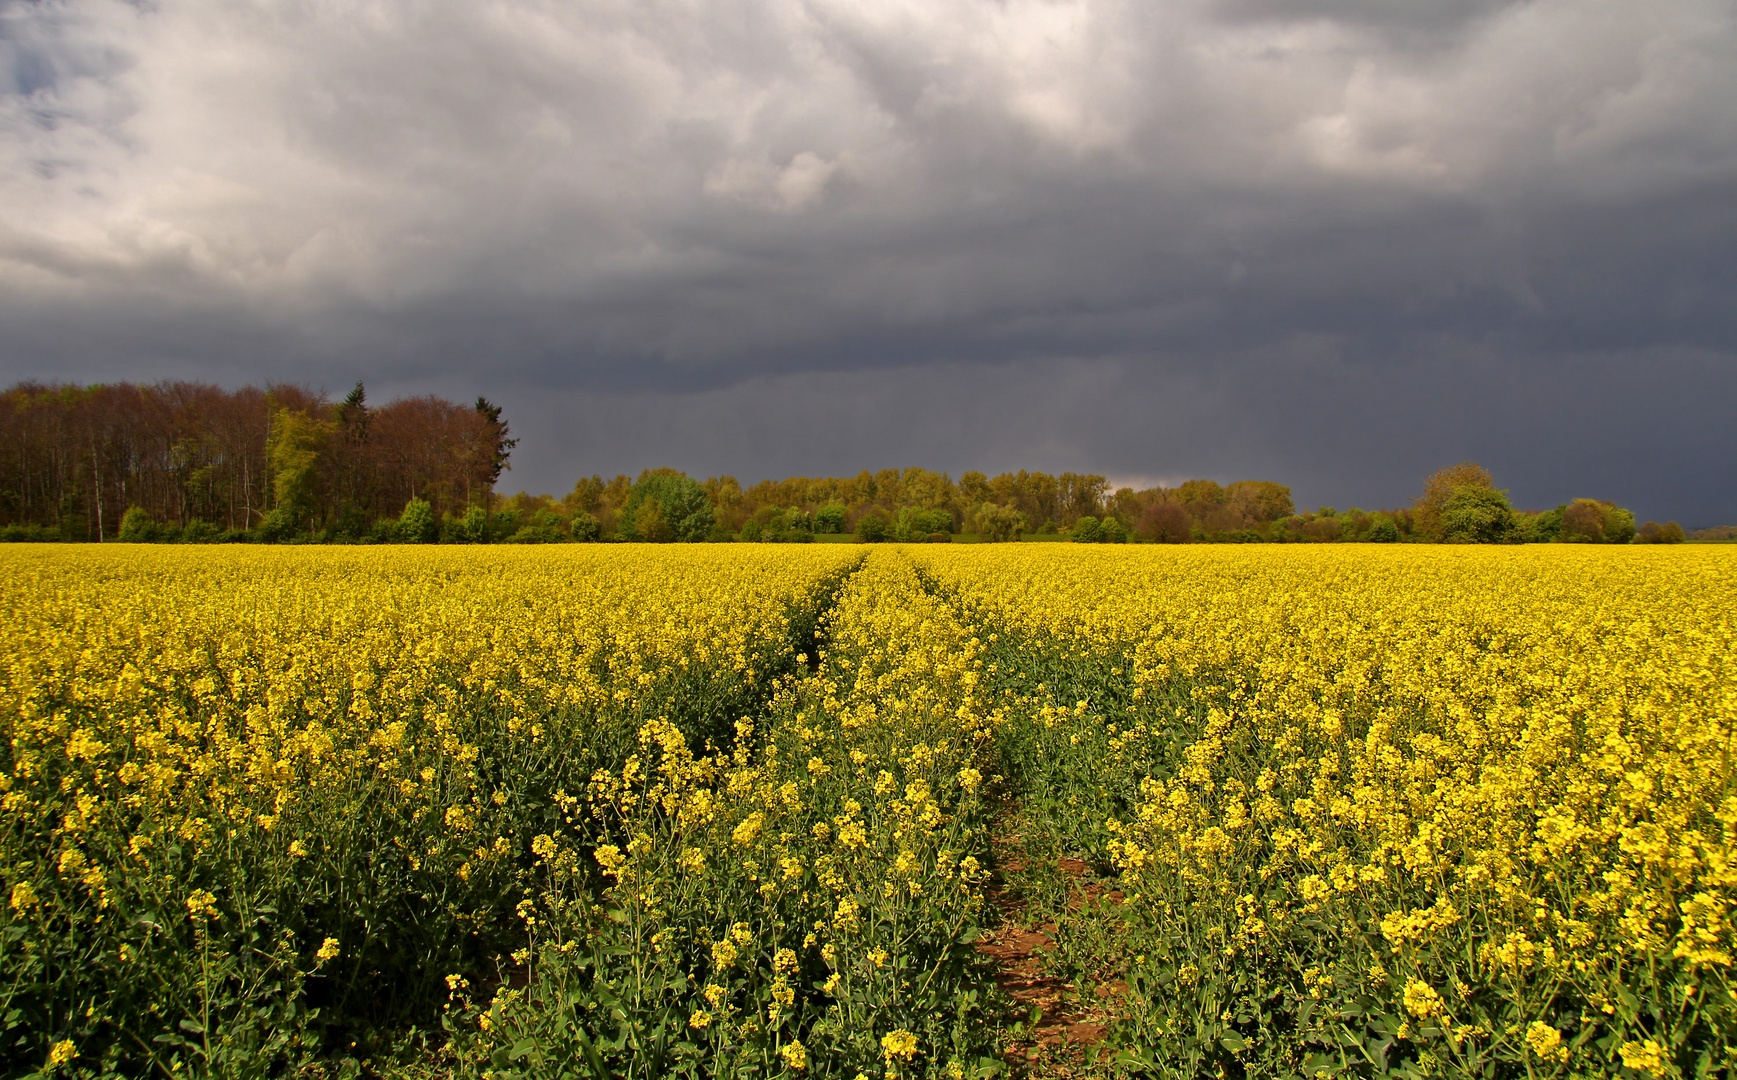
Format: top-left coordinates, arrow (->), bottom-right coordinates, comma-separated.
0,380 -> 1701,545
0,381 -> 513,542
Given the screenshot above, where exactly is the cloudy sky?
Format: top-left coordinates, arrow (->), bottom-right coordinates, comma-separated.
2,0 -> 1734,523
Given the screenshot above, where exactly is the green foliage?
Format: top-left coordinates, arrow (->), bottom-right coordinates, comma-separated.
570,512 -> 601,542
740,519 -> 763,542
1100,516 -> 1127,544
255,507 -> 301,543
118,506 -> 156,543
1070,516 -> 1102,543
508,511 -> 569,545
453,504 -> 492,544
181,520 -> 221,544
1176,479 -> 1226,510
633,497 -> 674,543
397,498 -> 439,544
267,407 -> 333,533
813,504 -> 847,534
854,512 -> 888,543
912,508 -> 953,536
891,508 -> 920,543
761,509 -> 814,544
1562,499 -> 1637,544
1524,506 -> 1565,543
1226,480 -> 1295,523
1604,504 -> 1637,544
1364,515 -> 1400,543
968,503 -> 1026,543
0,524 -> 63,543
331,505 -> 371,541
1441,486 -> 1517,544
473,396 -> 518,487
620,472 -> 712,543
1413,462 -> 1495,541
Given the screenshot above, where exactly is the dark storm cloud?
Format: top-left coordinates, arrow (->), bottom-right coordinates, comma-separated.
1,0 -> 1733,522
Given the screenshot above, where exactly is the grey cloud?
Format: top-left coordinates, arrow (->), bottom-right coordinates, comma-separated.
0,0 -> 1733,522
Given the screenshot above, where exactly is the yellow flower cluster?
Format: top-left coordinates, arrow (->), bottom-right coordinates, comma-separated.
0,544 -> 856,1076
914,543 -> 1737,1077
486,549 -> 998,1077
8,540 -> 1727,1078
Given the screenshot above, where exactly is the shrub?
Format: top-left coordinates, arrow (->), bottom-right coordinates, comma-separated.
507,511 -> 566,545
0,524 -> 61,543
1215,528 -> 1263,543
631,497 -> 674,543
912,508 -> 954,535
1561,498 -> 1637,544
570,512 -> 601,542
1518,506 -> 1563,543
814,504 -> 847,534
969,503 -> 1026,543
774,509 -> 814,543
1441,486 -> 1517,544
740,519 -> 763,542
1636,520 -> 1685,544
118,506 -> 157,543
618,471 -> 712,542
454,504 -> 491,543
1137,501 -> 1192,544
856,512 -> 889,543
255,507 -> 304,543
396,498 -> 439,544
1364,515 -> 1400,543
1100,516 -> 1127,544
331,505 -> 371,541
1071,516 -> 1102,543
1603,503 -> 1638,544
1412,461 -> 1496,540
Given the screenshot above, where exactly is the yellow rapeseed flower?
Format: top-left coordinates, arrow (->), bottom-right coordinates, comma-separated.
881,1029 -> 918,1062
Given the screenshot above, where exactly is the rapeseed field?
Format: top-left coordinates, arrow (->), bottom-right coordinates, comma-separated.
2,545 -> 1730,1078
916,546 -> 1736,1078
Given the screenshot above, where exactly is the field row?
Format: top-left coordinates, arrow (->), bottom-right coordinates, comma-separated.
1,546 -> 1731,1078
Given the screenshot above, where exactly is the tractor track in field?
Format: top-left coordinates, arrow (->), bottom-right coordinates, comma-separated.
980,810 -> 1130,1078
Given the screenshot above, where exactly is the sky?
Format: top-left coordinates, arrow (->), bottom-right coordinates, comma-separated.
1,0 -> 1734,525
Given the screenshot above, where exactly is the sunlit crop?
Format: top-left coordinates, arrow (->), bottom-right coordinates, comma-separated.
4,543 -> 1731,1078
0,545 -> 856,1076
914,545 -> 1737,1077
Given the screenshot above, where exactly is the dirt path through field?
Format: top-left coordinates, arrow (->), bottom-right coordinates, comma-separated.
978,814 -> 1117,1076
